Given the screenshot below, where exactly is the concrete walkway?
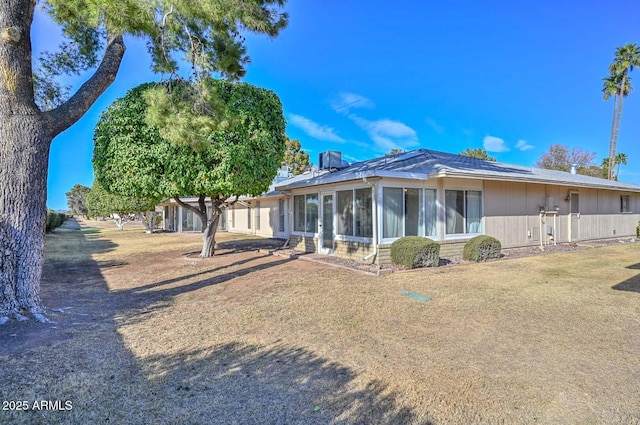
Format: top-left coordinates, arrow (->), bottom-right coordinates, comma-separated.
59,216 -> 81,230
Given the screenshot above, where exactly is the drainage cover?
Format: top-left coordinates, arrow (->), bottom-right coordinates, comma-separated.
399,289 -> 431,302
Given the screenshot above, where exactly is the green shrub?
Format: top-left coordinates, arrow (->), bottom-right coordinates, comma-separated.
636,221 -> 640,238
390,236 -> 440,268
463,235 -> 502,262
46,210 -> 68,233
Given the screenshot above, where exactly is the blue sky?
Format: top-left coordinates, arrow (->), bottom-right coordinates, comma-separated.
36,1 -> 640,210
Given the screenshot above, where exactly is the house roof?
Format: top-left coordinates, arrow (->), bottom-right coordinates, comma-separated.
274,149 -> 640,192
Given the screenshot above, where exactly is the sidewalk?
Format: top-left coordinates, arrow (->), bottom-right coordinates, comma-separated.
59,216 -> 81,230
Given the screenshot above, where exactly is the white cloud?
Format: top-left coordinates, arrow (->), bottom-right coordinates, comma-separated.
288,114 -> 345,143
351,115 -> 419,152
426,118 -> 445,134
515,139 -> 534,151
483,135 -> 510,153
331,92 -> 374,114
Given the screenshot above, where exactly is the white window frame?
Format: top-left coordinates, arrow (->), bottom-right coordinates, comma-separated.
334,187 -> 374,242
292,192 -> 319,235
380,185 -> 438,243
444,188 -> 484,239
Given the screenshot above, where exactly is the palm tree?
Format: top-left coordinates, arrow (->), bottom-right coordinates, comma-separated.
600,152 -> 628,180
602,74 -> 631,179
615,152 -> 628,180
605,43 -> 640,180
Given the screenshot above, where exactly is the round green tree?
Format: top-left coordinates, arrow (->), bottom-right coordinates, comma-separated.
93,79 -> 286,257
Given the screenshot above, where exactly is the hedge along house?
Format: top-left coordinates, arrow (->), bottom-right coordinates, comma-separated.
274,149 -> 640,264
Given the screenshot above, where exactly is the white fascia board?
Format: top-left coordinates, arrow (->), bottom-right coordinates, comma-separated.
438,171 -> 640,192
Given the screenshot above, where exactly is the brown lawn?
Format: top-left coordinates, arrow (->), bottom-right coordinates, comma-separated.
1,218 -> 639,425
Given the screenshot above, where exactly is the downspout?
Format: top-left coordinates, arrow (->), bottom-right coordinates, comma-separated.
363,177 -> 378,263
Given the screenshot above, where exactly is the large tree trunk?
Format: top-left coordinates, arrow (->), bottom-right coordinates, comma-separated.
174,195 -> 226,258
0,0 -> 125,323
0,0 -> 49,322
0,116 -> 51,323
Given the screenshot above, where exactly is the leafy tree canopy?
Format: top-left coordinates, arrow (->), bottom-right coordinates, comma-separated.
535,144 -> 598,176
283,137 -> 310,175
65,184 -> 91,216
93,79 -> 286,200
458,148 -> 496,161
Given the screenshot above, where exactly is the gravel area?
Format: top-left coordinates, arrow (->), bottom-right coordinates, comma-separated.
278,237 -> 640,275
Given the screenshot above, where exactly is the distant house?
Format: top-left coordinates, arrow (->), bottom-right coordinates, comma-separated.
161,149 -> 640,264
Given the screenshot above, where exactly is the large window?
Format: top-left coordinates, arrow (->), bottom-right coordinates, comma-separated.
294,193 -> 318,233
621,195 -> 631,213
445,190 -> 482,235
278,199 -> 285,232
336,188 -> 373,238
382,188 -> 436,239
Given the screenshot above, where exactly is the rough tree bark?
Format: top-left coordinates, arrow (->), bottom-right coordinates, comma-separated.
0,1 -> 125,322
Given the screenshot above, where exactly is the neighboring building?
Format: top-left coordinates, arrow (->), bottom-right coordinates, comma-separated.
161,149 -> 640,264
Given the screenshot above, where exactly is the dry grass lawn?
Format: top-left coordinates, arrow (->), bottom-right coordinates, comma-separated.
1,218 -> 639,424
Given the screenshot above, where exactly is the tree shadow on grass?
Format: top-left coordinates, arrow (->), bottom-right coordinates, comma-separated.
134,341 -> 434,425
2,219 -> 435,425
612,263 -> 640,293
216,237 -> 285,253
127,253 -> 273,294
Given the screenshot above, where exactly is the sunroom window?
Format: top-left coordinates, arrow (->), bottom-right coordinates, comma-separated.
445,190 -> 482,235
293,194 -> 318,233
336,188 -> 373,238
382,187 -> 437,239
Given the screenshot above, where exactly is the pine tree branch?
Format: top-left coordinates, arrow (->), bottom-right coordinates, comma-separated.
45,34 -> 126,137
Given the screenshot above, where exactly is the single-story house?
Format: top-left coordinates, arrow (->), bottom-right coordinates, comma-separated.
161,149 -> 640,264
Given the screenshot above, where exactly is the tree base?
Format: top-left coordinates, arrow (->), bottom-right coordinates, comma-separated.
0,306 -> 50,324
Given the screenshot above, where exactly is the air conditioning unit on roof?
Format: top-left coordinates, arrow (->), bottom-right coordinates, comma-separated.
318,151 -> 345,170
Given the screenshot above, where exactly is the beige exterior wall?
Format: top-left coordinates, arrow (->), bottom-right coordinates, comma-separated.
484,180 -> 640,247
226,197 -> 288,239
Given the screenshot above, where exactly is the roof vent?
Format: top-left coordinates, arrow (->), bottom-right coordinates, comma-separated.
570,164 -> 578,175
318,151 -> 345,170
